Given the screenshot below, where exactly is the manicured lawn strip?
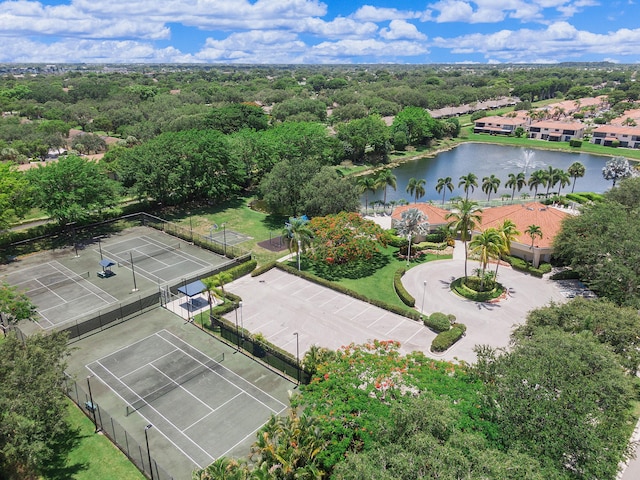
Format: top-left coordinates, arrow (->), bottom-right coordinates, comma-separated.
47,401 -> 145,480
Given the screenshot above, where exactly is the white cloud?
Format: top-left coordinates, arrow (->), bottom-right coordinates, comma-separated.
352,5 -> 419,22
300,17 -> 378,38
311,38 -> 427,58
379,20 -> 426,41
196,30 -> 307,63
433,21 -> 640,62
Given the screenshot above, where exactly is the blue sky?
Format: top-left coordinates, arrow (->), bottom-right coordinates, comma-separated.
1,0 -> 639,64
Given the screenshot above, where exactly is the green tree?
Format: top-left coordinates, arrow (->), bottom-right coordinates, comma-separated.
541,165 -> 559,197
495,219 -> 520,277
309,212 -> 388,265
475,330 -> 635,479
394,208 -> 429,262
283,216 -> 314,270
259,159 -> 320,216
26,155 -> 119,225
205,103 -> 269,134
301,167 -> 360,217
524,224 -> 542,249
602,156 -> 633,187
0,163 -> 31,231
435,176 -> 454,205
405,177 -> 426,204
458,172 -> 478,200
356,176 -> 377,214
481,174 -> 501,202
374,169 -> 397,210
528,169 -> 547,198
505,172 -> 527,202
555,169 -> 571,195
391,106 -> 441,146
0,332 -> 74,478
0,283 -> 37,334
469,228 -> 502,290
446,199 -> 483,279
567,161 -> 586,193
336,115 -> 390,164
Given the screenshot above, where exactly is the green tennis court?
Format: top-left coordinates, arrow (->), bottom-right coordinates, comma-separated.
87,329 -> 287,471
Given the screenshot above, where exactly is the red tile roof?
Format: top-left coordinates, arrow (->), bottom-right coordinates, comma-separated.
392,203 -> 450,226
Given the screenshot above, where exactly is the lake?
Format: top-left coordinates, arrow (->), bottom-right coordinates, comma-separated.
366,143 -> 614,204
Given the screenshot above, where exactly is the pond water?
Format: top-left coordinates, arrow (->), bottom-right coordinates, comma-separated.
366,143 -> 614,205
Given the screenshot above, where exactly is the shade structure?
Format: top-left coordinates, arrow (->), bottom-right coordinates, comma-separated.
99,259 -> 115,269
178,280 -> 206,297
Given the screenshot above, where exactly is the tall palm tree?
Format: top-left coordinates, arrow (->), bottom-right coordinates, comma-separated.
495,219 -> 520,277
542,165 -> 558,197
525,224 -> 543,250
568,161 -> 586,193
395,208 -> 429,264
458,172 -> 478,200
283,216 -> 314,270
505,172 -> 527,202
481,174 -> 501,202
356,175 -> 377,214
375,169 -> 397,211
469,228 -> 502,290
528,169 -> 547,199
406,177 -> 426,204
446,199 -> 483,280
435,176 -> 454,205
555,169 -> 571,196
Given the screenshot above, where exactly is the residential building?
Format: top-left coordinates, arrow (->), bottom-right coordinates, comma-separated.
590,125 -> 640,148
528,121 -> 584,142
473,116 -> 529,135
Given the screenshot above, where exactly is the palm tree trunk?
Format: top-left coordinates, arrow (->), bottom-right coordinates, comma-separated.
463,240 -> 468,279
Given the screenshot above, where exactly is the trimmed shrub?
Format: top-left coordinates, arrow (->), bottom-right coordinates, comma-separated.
580,192 -> 604,203
394,268 -> 415,307
550,269 -> 581,280
569,139 -> 582,147
566,193 -> 590,204
251,261 -> 277,277
424,232 -> 445,243
225,259 -> 258,280
424,312 -> 450,333
451,277 -> 504,301
505,256 -> 550,278
388,234 -> 408,248
431,325 -> 466,352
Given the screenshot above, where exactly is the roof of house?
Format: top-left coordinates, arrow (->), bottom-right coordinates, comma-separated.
391,203 -> 450,226
476,202 -> 570,249
592,124 -> 640,135
529,120 -> 584,130
474,116 -> 527,126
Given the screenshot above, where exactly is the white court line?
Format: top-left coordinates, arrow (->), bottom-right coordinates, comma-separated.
158,330 -> 287,412
38,292 -> 102,314
146,258 -> 193,274
182,392 -> 243,432
87,361 -> 211,468
149,363 -> 214,413
92,331 -> 162,362
120,348 -> 178,379
142,235 -> 211,268
95,248 -> 162,284
51,262 -> 118,303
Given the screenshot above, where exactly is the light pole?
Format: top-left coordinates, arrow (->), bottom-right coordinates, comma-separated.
234,302 -> 240,352
297,239 -> 302,271
188,212 -> 193,243
144,424 -> 154,480
86,375 -> 98,433
222,223 -> 227,257
406,233 -> 412,267
239,301 -> 244,343
293,332 -> 300,385
421,280 -> 427,314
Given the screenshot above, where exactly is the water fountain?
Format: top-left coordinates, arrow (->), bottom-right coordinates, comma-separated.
502,148 -> 546,175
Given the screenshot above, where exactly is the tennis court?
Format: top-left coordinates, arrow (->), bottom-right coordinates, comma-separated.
87,329 -> 288,470
98,234 -> 216,285
3,261 -> 118,329
208,228 -> 251,247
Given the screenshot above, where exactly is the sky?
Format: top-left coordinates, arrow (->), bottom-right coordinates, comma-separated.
0,0 -> 639,64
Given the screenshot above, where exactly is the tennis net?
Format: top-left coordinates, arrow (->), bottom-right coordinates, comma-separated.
125,353 -> 224,416
117,243 -> 180,267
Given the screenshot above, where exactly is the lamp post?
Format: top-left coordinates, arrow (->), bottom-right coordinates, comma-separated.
129,251 -> 138,292
222,223 -> 227,257
421,280 -> 427,314
239,301 -> 244,343
293,332 -> 300,385
86,375 -> 98,433
144,424 -> 154,480
297,239 -> 302,271
406,233 -> 412,267
188,212 -> 193,243
234,302 -> 240,352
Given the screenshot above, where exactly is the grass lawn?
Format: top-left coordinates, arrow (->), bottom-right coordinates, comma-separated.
43,401 -> 144,480
295,245 -> 452,311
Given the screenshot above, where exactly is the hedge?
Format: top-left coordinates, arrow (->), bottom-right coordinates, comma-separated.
550,269 -> 581,280
505,256 -> 551,278
451,277 -> 504,302
276,263 -> 422,321
431,324 -> 466,352
423,312 -> 450,333
251,261 -> 277,277
221,259 -> 258,280
569,139 -> 582,147
394,268 -> 415,307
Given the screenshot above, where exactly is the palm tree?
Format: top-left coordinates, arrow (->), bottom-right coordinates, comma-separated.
201,275 -> 224,321
458,173 -> 478,200
555,169 -> 571,196
567,161 -> 586,193
446,199 -> 483,280
528,169 -> 547,198
395,208 -> 429,264
469,228 -> 502,290
283,216 -> 314,270
495,219 -> 520,277
525,224 -> 543,250
356,176 -> 377,214
435,176 -> 454,205
505,172 -> 527,202
406,177 -> 426,204
542,165 -> 558,197
375,169 -> 397,210
481,174 -> 501,202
